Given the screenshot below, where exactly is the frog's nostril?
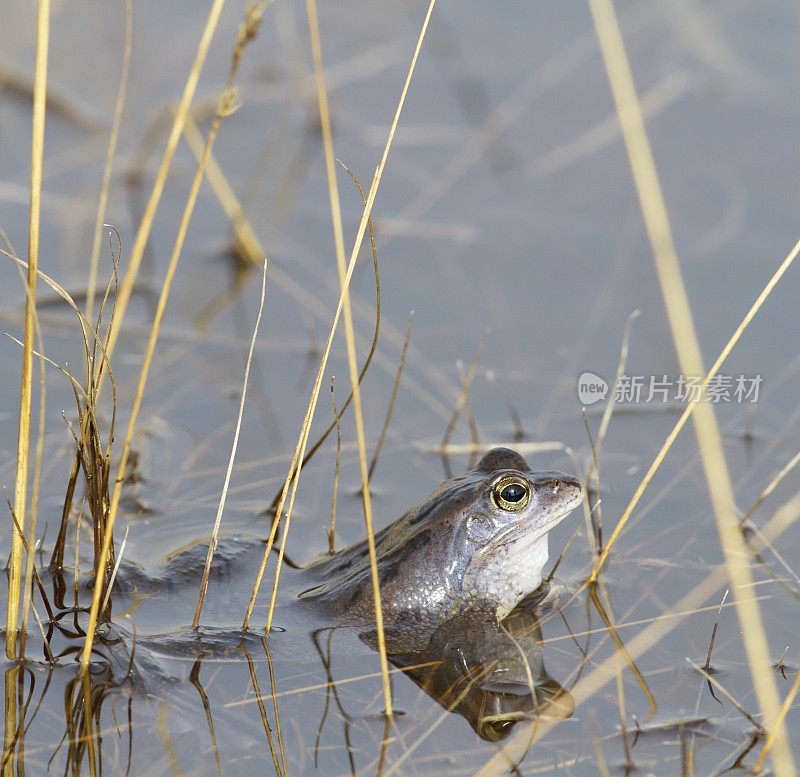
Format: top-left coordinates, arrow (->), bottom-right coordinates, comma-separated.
539,478 -> 561,493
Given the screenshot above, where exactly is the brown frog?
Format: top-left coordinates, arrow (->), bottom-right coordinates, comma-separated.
300,448 -> 584,645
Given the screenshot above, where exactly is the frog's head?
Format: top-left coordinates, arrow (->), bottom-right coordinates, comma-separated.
449,447 -> 584,620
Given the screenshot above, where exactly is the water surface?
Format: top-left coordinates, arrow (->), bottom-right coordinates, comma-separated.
1,1 -> 799,774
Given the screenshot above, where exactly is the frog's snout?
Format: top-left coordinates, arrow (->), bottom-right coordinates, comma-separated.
532,473 -> 584,507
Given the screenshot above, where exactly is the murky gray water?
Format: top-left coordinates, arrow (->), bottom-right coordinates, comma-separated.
2,0 -> 799,774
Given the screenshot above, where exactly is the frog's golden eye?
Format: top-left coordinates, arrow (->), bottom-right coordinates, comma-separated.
491,475 -> 530,512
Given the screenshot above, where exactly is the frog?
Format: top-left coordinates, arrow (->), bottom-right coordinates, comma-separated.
299,447 -> 584,647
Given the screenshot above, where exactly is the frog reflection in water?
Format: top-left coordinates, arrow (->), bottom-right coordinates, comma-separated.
391,607 -> 575,740
301,447 -> 584,651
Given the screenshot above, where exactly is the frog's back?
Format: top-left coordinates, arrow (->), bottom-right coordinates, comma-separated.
303,469 -> 481,580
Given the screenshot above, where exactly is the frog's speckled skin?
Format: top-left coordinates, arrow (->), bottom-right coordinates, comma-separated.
300,448 -> 584,637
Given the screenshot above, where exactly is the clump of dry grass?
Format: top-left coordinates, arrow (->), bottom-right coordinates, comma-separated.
1,243 -> 120,614
79,1 -> 269,669
54,276 -> 119,620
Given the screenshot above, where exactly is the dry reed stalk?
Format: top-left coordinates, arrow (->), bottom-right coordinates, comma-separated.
99,525 -> 129,617
73,512 -> 80,608
99,0 -> 228,381
242,650 -> 284,775
582,311 -> 639,554
264,639 -> 288,776
86,0 -> 131,322
303,0 -> 393,715
593,310 -> 639,459
80,670 -> 98,776
4,238 -> 51,657
686,659 -> 763,732
7,506 -> 54,661
615,651 -> 633,769
6,0 -> 50,661
5,501 -> 52,620
18,282 -> 47,658
192,258 -> 268,629
80,7 -> 264,669
327,379 -> 341,554
368,311 -> 414,480
224,659 -> 438,708
703,589 -> 729,673
754,666 -> 800,772
740,447 -> 800,527
589,582 -> 656,720
440,335 -> 486,478
188,658 -> 224,777
586,0 -> 793,767
244,0 -> 438,635
2,667 -> 21,775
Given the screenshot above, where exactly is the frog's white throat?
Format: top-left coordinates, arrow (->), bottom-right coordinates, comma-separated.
464,532 -> 550,621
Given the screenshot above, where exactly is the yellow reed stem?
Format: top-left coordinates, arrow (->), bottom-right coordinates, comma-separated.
754,667 -> 800,772
192,258 -> 268,629
6,0 -> 49,661
586,0 -> 793,769
304,0 -> 393,717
